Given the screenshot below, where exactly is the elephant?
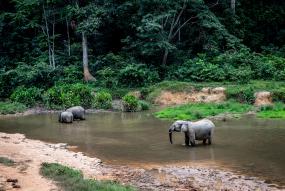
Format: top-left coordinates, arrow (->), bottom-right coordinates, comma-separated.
168,119 -> 215,146
66,106 -> 85,120
58,111 -> 73,123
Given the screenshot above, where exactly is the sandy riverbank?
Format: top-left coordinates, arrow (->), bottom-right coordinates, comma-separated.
0,132 -> 284,191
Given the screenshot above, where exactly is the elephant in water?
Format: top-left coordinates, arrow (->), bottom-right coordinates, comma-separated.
58,111 -> 73,123
66,106 -> 85,120
168,119 -> 215,146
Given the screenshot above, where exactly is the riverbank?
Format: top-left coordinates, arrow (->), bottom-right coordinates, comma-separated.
0,106 -> 112,119
0,132 -> 283,191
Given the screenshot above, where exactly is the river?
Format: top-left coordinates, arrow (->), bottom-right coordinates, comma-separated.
0,111 -> 284,186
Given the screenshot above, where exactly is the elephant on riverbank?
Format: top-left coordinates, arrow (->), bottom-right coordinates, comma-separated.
58,111 -> 73,123
168,119 -> 215,146
66,106 -> 85,120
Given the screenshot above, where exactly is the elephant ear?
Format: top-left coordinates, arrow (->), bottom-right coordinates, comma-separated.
181,123 -> 189,132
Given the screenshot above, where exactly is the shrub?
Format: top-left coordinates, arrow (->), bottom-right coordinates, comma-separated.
93,53 -> 127,71
225,66 -> 253,84
57,65 -> 83,84
138,100 -> 150,111
0,101 -> 27,114
0,157 -> 15,166
118,64 -> 159,87
43,83 -> 93,109
187,58 -> 225,82
122,95 -> 139,112
226,86 -> 255,104
272,88 -> 285,102
93,91 -> 112,109
95,67 -> 118,88
10,87 -> 43,106
168,58 -> 225,82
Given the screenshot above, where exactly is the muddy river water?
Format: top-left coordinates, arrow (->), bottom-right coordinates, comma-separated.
0,111 -> 285,186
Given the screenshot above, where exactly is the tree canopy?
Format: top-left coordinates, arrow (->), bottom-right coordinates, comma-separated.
0,0 -> 285,98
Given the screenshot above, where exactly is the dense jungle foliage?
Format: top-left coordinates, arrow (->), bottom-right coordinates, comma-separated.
0,0 -> 285,108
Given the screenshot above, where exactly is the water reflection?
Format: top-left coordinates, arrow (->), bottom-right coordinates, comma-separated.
0,112 -> 285,185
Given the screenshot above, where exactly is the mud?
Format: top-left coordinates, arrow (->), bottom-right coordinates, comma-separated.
154,87 -> 226,106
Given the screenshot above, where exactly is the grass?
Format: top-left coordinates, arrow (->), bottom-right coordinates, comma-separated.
257,103 -> 285,118
40,163 -> 135,191
0,157 -> 15,166
155,101 -> 252,120
0,101 -> 27,114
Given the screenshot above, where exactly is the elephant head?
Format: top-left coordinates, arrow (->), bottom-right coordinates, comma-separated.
168,120 -> 187,144
58,111 -> 74,123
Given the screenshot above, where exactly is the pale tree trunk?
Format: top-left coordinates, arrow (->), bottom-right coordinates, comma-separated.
42,4 -> 56,69
66,18 -> 71,56
231,0 -> 236,14
82,32 -> 95,82
43,4 -> 52,67
51,21 -> 55,68
161,3 -> 187,66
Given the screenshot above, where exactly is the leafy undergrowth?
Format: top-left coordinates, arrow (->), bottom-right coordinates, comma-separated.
0,156 -> 15,166
155,101 -> 252,120
257,103 -> 285,118
0,101 -> 27,115
40,163 -> 135,191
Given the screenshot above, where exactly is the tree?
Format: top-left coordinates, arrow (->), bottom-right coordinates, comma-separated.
124,0 -> 201,67
42,2 -> 57,68
66,1 -> 105,81
231,0 -> 236,14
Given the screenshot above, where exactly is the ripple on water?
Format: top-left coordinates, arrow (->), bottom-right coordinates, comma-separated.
0,112 -> 285,186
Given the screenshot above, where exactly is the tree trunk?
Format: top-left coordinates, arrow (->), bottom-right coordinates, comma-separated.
51,21 -> 55,69
231,0 -> 236,14
43,4 -> 52,67
66,18 -> 71,56
162,49 -> 169,66
82,32 -> 95,82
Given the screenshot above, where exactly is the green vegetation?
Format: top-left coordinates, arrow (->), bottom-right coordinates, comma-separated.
122,95 -> 139,112
43,83 -> 93,109
155,101 -> 253,120
40,163 -> 135,191
138,100 -> 150,111
10,87 -> 43,106
257,103 -> 285,119
0,102 -> 27,115
0,1 -> 285,116
93,91 -> 112,109
0,157 -> 15,166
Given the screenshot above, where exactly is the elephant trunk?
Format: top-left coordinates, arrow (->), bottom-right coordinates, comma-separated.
169,129 -> 173,144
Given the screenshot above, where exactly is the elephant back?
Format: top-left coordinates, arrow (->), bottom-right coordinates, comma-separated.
66,106 -> 85,120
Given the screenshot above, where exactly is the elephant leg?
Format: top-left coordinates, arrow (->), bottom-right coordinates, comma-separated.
208,137 -> 212,145
203,139 -> 207,145
184,132 -> 190,146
